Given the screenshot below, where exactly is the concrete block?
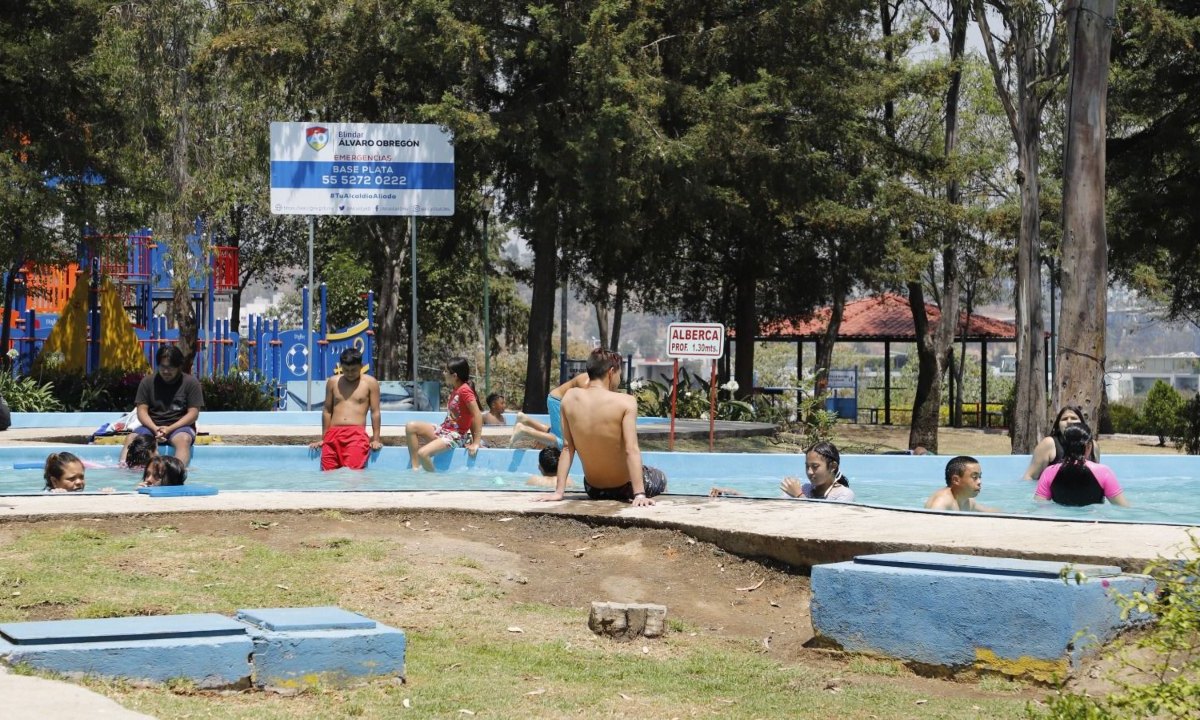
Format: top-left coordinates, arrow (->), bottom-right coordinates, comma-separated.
0,614 -> 252,688
811,552 -> 1152,682
236,607 -> 406,690
588,602 -> 668,640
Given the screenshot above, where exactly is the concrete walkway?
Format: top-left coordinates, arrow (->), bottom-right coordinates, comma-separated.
0,665 -> 156,720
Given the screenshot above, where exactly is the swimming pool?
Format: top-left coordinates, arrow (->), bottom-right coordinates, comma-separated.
4,446 -> 1197,525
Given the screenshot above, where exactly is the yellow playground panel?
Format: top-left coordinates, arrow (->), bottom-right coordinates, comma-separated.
37,272 -> 150,373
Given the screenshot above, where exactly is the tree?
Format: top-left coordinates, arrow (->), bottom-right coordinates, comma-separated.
875,2 -> 1015,450
92,0 -> 254,369
974,0 -> 1067,453
0,0 -> 118,364
1107,2 -> 1200,326
1143,380 -> 1183,447
555,0 -> 676,355
208,205 -> 305,334
211,0 -> 501,379
902,0 -> 971,453
662,0 -> 887,401
1055,0 -> 1116,438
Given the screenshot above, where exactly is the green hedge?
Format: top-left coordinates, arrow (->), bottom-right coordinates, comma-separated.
1,370 -> 277,412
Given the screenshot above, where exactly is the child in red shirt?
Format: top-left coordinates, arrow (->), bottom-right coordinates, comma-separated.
405,356 -> 483,471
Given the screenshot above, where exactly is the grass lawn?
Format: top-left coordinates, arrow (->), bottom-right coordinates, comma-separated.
0,514 -> 1040,719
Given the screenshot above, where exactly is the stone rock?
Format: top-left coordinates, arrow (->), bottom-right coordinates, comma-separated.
588,602 -> 667,641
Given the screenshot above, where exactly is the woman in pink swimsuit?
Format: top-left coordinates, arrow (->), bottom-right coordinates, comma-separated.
1035,424 -> 1129,507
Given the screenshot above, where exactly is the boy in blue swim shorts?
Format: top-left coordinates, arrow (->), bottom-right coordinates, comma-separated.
511,371 -> 591,448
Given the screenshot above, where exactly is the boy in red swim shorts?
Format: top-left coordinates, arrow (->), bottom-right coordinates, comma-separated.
308,348 -> 383,470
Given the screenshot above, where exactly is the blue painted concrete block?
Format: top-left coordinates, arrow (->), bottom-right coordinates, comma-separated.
236,607 -> 406,689
0,614 -> 252,687
811,552 -> 1152,680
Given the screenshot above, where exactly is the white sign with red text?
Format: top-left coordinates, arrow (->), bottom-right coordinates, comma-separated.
666,322 -> 726,359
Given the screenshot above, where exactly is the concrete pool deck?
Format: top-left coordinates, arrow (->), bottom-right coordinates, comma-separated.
0,489 -> 1193,572
0,419 -> 776,445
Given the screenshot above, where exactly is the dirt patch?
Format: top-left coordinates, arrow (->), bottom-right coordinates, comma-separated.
2,510 -> 814,652
0,510 -> 1049,711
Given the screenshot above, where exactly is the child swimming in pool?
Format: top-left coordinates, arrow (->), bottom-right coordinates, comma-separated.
1034,424 -> 1128,507
43,452 -> 87,492
924,455 -> 998,512
123,434 -> 159,469
528,446 -> 574,488
710,442 -> 854,502
139,455 -> 187,487
781,442 -> 854,502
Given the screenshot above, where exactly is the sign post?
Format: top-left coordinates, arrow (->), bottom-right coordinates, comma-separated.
665,322 -> 726,451
270,122 -> 454,401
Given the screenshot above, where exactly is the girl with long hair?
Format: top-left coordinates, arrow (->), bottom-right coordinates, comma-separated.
405,356 -> 483,471
1034,424 -> 1128,507
1021,406 -> 1099,481
781,441 -> 855,502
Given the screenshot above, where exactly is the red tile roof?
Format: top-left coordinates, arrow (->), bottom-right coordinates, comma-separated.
755,293 -> 1020,341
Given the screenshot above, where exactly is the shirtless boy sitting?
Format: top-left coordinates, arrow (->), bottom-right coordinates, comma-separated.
537,348 -> 665,507
482,393 -> 508,425
924,455 -> 998,513
308,348 -> 383,470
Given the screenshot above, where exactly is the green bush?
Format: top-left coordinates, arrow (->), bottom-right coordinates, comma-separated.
199,373 -> 279,411
1173,393 -> 1200,455
35,368 -> 145,411
1,368 -> 277,413
1142,380 -> 1184,446
0,373 -> 64,412
791,394 -> 837,448
631,369 -> 757,423
1032,536 -> 1200,719
1107,402 -> 1145,435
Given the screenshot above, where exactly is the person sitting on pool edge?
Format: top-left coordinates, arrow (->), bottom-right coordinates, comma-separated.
510,371 -> 592,448
121,345 -> 204,467
1035,424 -> 1129,507
924,455 -> 998,512
481,393 -> 508,426
780,442 -> 854,502
405,356 -> 483,471
44,451 -> 87,492
308,347 -> 383,471
537,348 -> 665,506
1021,405 -> 1099,481
139,455 -> 187,487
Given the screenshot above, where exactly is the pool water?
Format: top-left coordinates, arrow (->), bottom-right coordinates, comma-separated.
5,446 -> 1198,526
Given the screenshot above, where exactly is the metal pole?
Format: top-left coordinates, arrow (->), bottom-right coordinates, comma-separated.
669,358 -> 679,451
1049,256 -> 1057,390
482,206 -> 491,396
709,359 -> 717,452
306,217 -> 314,409
559,276 -> 568,383
410,216 -> 419,392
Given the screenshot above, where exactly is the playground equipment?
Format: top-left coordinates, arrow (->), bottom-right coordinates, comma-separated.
6,224 -> 374,409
